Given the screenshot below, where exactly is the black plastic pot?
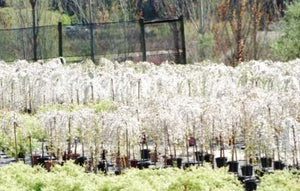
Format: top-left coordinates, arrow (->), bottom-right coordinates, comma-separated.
274,161 -> 285,170
97,161 -> 107,172
130,159 -> 139,168
241,165 -> 253,176
238,176 -> 246,182
216,157 -> 227,168
184,162 -> 196,169
195,152 -> 204,162
18,152 -> 25,159
138,161 -> 150,169
228,161 -> 239,173
261,157 -> 272,168
31,154 -> 41,165
74,156 -> 87,166
141,149 -> 150,160
244,179 -> 258,191
37,157 -> 51,167
204,154 -> 214,163
173,158 -> 182,168
166,158 -> 173,166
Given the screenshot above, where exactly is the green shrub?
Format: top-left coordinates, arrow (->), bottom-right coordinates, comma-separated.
0,162 -> 244,191
70,15 -> 81,25
0,7 -> 13,28
60,14 -> 72,25
198,33 -> 215,61
167,166 -> 243,191
258,170 -> 300,191
272,0 -> 300,61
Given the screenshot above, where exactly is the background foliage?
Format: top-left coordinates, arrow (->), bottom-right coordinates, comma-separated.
0,0 -> 299,65
272,0 -> 300,61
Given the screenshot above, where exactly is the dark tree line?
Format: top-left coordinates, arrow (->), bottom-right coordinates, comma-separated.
1,0 -> 294,23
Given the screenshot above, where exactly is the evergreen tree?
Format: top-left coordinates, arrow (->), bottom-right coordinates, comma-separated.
272,0 -> 300,61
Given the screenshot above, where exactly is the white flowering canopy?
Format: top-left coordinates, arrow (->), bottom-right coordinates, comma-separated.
0,58 -> 300,164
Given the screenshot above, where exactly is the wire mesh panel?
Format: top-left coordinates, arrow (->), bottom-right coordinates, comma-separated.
61,24 -> 91,58
37,25 -> 59,59
93,21 -> 141,62
144,20 -> 184,64
0,28 -> 34,61
0,17 -> 186,64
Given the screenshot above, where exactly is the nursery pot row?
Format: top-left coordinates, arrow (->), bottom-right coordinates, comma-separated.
227,161 -> 253,176
141,149 -> 150,160
227,160 -> 285,176
194,152 -> 214,163
260,158 -> 285,170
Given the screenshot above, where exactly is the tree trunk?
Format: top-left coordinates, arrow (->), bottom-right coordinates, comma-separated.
236,0 -> 243,65
198,0 -> 205,34
292,125 -> 299,167
68,117 -> 71,158
13,122 -> 18,161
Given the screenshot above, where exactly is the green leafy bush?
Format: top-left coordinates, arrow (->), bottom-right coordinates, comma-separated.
93,101 -> 116,113
272,0 -> 300,61
60,14 -> 72,25
167,166 -> 243,191
0,162 -> 243,191
258,170 -> 300,191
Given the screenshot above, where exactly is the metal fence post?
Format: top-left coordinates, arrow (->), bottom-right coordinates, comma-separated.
139,19 -> 146,62
172,21 -> 180,64
179,15 -> 187,64
58,22 -> 63,57
30,0 -> 37,61
90,23 -> 95,63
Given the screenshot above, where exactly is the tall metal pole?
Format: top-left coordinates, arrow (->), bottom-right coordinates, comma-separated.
89,0 -> 95,63
58,22 -> 63,57
139,19 -> 146,62
179,15 -> 187,64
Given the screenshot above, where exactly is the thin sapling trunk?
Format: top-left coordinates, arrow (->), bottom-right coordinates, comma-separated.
111,78 -> 114,101
13,122 -> 18,161
91,84 -> 94,102
193,124 -> 196,162
29,136 -> 33,167
138,79 -> 141,100
292,125 -> 299,167
76,89 -> 79,105
68,117 -> 71,159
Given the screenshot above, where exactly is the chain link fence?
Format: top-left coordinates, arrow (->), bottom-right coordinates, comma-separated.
0,17 -> 186,64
